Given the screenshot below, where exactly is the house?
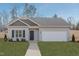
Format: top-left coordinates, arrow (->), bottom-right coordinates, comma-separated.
7,17 -> 70,41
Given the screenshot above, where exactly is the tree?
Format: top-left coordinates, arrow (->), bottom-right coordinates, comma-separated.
2,10 -> 9,25
53,14 -> 58,18
0,13 -> 3,32
76,21 -> 79,30
67,17 -> 75,30
67,17 -> 72,25
0,16 -> 2,32
10,5 -> 18,20
72,34 -> 75,42
0,15 -> 2,26
23,3 -> 36,17
4,34 -> 7,41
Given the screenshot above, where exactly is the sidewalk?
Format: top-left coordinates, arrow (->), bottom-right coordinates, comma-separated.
25,41 -> 41,56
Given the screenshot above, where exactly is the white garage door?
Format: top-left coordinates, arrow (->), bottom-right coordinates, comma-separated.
42,31 -> 68,41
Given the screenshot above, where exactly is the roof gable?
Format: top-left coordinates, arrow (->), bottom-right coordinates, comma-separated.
9,20 -> 27,26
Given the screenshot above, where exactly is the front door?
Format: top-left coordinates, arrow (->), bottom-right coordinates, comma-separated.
30,31 -> 34,40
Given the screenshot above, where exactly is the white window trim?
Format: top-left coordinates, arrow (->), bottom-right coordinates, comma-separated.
13,30 -> 26,38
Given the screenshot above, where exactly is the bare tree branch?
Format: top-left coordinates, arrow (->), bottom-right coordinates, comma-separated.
23,3 -> 37,17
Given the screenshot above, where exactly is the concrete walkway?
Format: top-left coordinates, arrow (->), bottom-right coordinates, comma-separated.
25,41 -> 41,56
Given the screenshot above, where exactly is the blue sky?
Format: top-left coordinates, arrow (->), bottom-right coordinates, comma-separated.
0,3 -> 79,24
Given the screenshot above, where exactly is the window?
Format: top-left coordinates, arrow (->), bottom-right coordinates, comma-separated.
19,30 -> 22,37
12,30 -> 14,38
23,30 -> 25,37
16,30 -> 18,37
15,30 -> 25,38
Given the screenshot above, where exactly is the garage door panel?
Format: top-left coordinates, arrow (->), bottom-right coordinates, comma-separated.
42,31 -> 68,41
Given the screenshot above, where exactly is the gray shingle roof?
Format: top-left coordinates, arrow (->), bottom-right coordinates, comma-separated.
20,19 -> 38,26
29,17 -> 70,27
9,17 -> 70,28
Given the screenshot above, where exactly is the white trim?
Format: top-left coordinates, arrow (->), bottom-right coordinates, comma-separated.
39,26 -> 70,28
8,26 -> 28,28
8,19 -> 30,27
29,26 -> 39,28
7,19 -> 19,26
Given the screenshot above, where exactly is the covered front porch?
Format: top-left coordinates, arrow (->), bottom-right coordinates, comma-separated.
7,17 -> 39,41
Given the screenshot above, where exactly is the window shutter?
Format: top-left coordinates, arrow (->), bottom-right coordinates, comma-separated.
12,30 -> 14,38
23,30 -> 25,37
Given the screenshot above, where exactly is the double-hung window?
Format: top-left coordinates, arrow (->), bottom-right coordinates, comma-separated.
12,30 -> 25,38
19,30 -> 22,37
16,30 -> 18,37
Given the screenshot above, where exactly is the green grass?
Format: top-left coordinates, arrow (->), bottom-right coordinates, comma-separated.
38,42 -> 79,56
0,39 -> 29,56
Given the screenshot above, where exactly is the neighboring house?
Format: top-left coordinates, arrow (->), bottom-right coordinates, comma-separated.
7,17 -> 70,41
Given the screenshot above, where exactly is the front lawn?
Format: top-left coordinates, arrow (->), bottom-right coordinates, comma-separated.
38,42 -> 79,56
0,39 -> 29,56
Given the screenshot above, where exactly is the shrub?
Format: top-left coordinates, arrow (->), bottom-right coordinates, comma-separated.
9,39 -> 10,42
21,39 -> 26,42
9,39 -> 13,42
16,38 -> 19,42
4,34 -> 7,41
72,34 -> 75,42
76,41 -> 79,43
21,39 -> 23,42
